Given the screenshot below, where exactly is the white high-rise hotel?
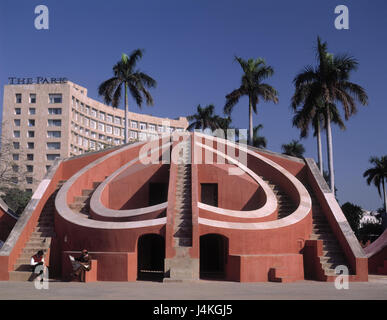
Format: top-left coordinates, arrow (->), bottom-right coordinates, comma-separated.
1,78 -> 188,192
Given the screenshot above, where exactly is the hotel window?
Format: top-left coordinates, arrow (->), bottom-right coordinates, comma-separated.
48,119 -> 61,127
26,177 -> 33,184
114,117 -> 121,125
48,108 -> 62,115
15,94 -> 22,103
114,127 -> 120,136
90,120 -> 97,129
107,115 -> 113,123
91,109 -> 97,117
27,131 -> 35,138
27,154 -> 34,161
47,154 -> 60,161
11,177 -> 18,184
138,132 -> 147,141
47,142 -> 60,150
80,103 -> 84,112
29,94 -> 36,104
106,125 -> 112,134
78,136 -> 83,146
28,119 -> 35,127
13,131 -> 20,138
98,122 -> 105,132
46,165 -> 51,172
75,100 -> 79,109
12,154 -> 19,161
29,108 -> 36,115
27,142 -> 34,149
14,119 -> 21,126
14,108 -> 21,115
83,117 -> 89,126
72,97 -> 75,107
47,131 -> 61,138
121,128 -> 125,137
89,140 -> 96,149
13,142 -> 20,149
139,122 -> 146,130
114,138 -> 120,145
106,137 -> 112,143
85,129 -> 90,136
149,124 -> 156,132
83,139 -> 88,148
131,121 -> 138,129
79,127 -> 84,135
157,126 -> 163,133
99,112 -> 105,121
98,134 -> 105,140
12,165 -> 19,173
49,93 -> 62,104
85,106 -> 90,115
26,165 -> 33,173
91,132 -> 97,138
130,131 -> 138,139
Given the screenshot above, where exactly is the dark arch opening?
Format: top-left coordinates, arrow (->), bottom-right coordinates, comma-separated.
200,234 -> 228,280
137,234 -> 165,281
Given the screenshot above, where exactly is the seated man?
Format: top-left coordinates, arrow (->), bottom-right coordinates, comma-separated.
71,249 -> 92,282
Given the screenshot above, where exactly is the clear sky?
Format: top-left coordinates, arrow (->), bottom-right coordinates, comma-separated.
0,0 -> 386,211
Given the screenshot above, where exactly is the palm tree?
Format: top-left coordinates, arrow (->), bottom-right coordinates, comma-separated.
98,50 -> 157,144
187,104 -> 220,131
252,124 -> 267,148
224,56 -> 279,145
363,156 -> 387,213
281,140 -> 305,158
292,96 -> 345,174
293,37 -> 368,192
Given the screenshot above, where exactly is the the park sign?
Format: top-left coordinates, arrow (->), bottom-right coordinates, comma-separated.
8,77 -> 68,85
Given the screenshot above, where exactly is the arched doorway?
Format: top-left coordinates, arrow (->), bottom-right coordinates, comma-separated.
200,234 -> 228,279
137,234 -> 165,281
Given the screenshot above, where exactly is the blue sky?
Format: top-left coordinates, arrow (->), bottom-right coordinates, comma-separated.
0,0 -> 386,210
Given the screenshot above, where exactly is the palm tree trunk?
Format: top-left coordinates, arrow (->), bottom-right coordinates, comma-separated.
326,110 -> 335,193
316,120 -> 323,174
249,98 -> 253,145
383,177 -> 387,213
124,83 -> 128,144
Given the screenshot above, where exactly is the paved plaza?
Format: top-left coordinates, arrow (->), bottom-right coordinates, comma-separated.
0,276 -> 386,300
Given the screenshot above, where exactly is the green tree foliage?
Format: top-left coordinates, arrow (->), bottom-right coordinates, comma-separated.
0,187 -> 32,216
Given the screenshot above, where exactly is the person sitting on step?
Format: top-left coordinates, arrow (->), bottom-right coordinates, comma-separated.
30,250 -> 45,274
71,249 -> 92,282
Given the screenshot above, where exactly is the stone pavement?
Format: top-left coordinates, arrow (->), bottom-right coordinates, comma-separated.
0,276 -> 386,300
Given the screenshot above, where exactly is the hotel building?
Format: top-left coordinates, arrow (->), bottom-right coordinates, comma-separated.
1,80 -> 188,192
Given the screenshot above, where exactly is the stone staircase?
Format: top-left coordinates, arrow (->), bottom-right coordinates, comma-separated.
9,180 -> 65,281
164,138 -> 199,282
262,178 -> 296,219
68,181 -> 102,219
307,185 -> 352,278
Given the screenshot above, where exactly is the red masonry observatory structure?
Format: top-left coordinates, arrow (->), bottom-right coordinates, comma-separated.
1,132 -> 385,282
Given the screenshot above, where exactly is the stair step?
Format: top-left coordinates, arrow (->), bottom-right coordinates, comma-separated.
74,195 -> 89,203
174,237 -> 192,247
82,189 -> 94,196
9,271 -> 35,281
